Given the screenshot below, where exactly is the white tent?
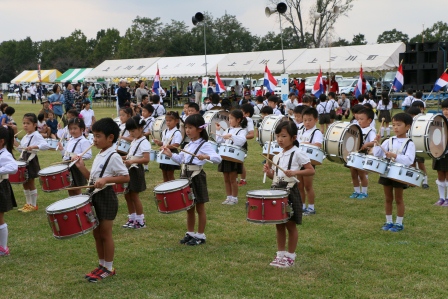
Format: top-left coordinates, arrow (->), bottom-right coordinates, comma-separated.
84,57 -> 160,81
286,42 -> 405,74
216,49 -> 307,76
140,54 -> 227,80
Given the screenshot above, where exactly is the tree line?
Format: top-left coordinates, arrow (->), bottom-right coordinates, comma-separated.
0,12 -> 446,83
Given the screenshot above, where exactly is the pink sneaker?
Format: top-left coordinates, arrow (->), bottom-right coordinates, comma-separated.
277,256 -> 295,268
434,199 -> 445,206
0,246 -> 10,256
269,256 -> 283,267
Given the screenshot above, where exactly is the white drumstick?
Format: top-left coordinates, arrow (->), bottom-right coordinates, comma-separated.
180,149 -> 213,164
261,153 -> 300,184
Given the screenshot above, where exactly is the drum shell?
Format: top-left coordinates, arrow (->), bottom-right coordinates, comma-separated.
117,140 -> 131,155
151,116 -> 167,141
153,179 -> 194,214
156,152 -> 181,166
45,196 -> 98,239
209,141 -> 219,153
218,144 -> 246,163
9,161 -> 27,184
46,138 -> 59,150
324,122 -> 362,164
299,144 -> 325,166
113,183 -> 126,194
246,190 -> 290,224
409,113 -> 448,159
258,115 -> 289,145
385,162 -> 424,187
363,155 -> 388,174
262,142 -> 282,159
203,110 -> 230,141
149,150 -> 157,161
38,165 -> 71,192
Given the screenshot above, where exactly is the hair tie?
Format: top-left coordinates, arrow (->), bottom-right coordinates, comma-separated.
78,114 -> 83,119
199,123 -> 208,129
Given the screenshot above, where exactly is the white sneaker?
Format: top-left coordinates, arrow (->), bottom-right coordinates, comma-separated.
227,199 -> 238,205
277,256 -> 295,268
222,199 -> 231,205
269,256 -> 283,267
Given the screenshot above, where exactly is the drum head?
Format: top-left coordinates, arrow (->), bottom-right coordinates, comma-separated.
46,195 -> 90,212
40,164 -> 68,175
154,179 -> 189,192
259,115 -> 290,145
341,124 -> 362,162
428,115 -> 448,158
204,110 -> 229,140
15,160 -> 26,167
247,189 -> 288,198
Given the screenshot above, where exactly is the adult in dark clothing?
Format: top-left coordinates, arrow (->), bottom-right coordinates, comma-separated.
117,80 -> 130,108
63,81 -> 75,112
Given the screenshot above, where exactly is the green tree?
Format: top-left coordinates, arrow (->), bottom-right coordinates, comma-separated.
158,20 -> 194,57
331,37 -> 350,47
377,29 -> 409,44
14,37 -> 38,70
0,40 -> 17,82
255,27 -> 301,51
91,28 -> 121,65
410,21 -> 448,43
351,33 -> 367,45
211,14 -> 257,53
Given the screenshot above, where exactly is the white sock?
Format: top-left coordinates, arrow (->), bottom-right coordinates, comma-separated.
395,216 -> 403,225
423,176 -> 428,184
232,196 -> 238,202
308,204 -> 314,210
361,187 -> 368,194
380,127 -> 385,136
30,189 -> 38,207
386,215 -> 393,223
186,231 -> 195,237
302,204 -> 307,210
0,223 -> 8,248
130,213 -> 136,221
436,180 -> 445,199
240,179 -> 246,182
136,214 -> 144,224
277,251 -> 286,258
99,259 -> 105,266
386,128 -> 390,136
354,186 -> 360,193
24,190 -> 30,205
143,164 -> 148,170
227,195 -> 232,200
284,252 -> 296,260
104,261 -> 113,271
445,180 -> 448,199
195,233 -> 206,239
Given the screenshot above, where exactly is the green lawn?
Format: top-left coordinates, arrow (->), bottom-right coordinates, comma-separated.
0,100 -> 446,299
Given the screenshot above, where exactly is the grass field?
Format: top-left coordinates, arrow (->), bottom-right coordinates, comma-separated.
0,100 -> 447,299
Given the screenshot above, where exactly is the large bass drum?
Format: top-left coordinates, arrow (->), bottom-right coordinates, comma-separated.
151,116 -> 167,141
203,110 -> 229,141
323,122 -> 362,164
257,114 -> 290,146
409,113 -> 448,159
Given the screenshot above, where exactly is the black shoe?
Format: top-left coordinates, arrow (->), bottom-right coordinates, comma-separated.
186,237 -> 206,246
180,234 -> 194,244
422,184 -> 429,189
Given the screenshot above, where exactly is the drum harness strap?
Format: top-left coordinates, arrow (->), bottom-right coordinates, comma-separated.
229,128 -> 244,145
388,137 -> 411,159
300,127 -> 318,143
20,135 -> 35,163
88,152 -> 118,196
64,139 -> 82,161
181,140 -> 206,179
319,102 -> 328,114
273,151 -> 296,190
164,128 -> 181,145
126,139 -> 145,169
0,150 -> 8,182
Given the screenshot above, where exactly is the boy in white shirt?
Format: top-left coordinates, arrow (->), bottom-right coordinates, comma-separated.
268,96 -> 282,116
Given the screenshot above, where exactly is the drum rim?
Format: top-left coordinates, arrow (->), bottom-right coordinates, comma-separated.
38,164 -> 69,175
246,189 -> 289,198
45,195 -> 91,213
15,161 -> 27,166
219,144 -> 247,152
154,179 -> 190,192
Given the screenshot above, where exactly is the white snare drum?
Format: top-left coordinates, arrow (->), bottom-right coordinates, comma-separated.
151,116 -> 167,141
46,138 -> 59,150
258,115 -> 290,146
323,122 -> 362,164
409,113 -> 448,159
218,144 -> 246,163
363,155 -> 389,174
346,152 -> 366,170
113,117 -> 121,126
116,140 -> 131,155
252,114 -> 262,127
156,152 -> 180,166
149,150 -> 157,161
209,141 -> 219,153
262,142 -> 282,157
386,162 -> 425,187
203,110 -> 229,141
299,144 -> 326,165
87,134 -> 94,145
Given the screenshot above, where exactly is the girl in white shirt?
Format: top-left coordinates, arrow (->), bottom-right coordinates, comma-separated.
377,92 -> 393,138
80,101 -> 96,134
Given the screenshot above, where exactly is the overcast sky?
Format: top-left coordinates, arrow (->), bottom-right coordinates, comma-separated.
2,0 -> 445,45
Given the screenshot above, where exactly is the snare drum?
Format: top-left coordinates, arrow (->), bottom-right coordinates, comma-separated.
262,141 -> 282,158
113,117 -> 121,126
409,113 -> 448,159
346,152 -> 366,170
156,152 -> 180,166
38,164 -> 71,192
218,144 -> 246,163
299,144 -> 326,165
9,161 -> 27,184
246,189 -> 291,224
46,195 -> 98,239
149,150 -> 157,161
45,138 -> 59,150
113,183 -> 126,194
203,110 -> 230,141
116,139 -> 131,155
209,141 -> 219,153
386,162 -> 425,187
153,179 -> 194,214
363,155 -> 388,174
252,114 -> 262,128
258,115 -> 290,146
151,116 -> 167,141
323,122 -> 363,164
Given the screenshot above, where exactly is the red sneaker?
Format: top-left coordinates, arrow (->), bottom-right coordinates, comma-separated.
238,180 -> 247,186
84,265 -> 102,279
88,266 -> 116,282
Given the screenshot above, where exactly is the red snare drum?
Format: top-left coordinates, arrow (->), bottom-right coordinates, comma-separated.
153,179 -> 194,214
38,164 -> 71,192
113,183 -> 126,194
46,195 -> 98,239
246,189 -> 291,224
9,161 -> 27,184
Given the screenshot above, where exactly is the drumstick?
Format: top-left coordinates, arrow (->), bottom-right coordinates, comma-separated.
65,183 -> 115,191
158,134 -> 176,155
49,160 -> 71,166
69,143 -> 95,168
263,132 -> 274,183
260,153 -> 300,184
14,130 -> 22,137
180,149 -> 213,163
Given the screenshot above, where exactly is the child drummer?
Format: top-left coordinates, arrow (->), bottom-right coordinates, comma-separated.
162,114 -> 222,245
75,118 -> 129,282
372,113 -> 415,232
263,121 -> 314,268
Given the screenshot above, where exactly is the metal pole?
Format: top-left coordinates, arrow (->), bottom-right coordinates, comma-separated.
204,22 -> 208,76
279,13 -> 286,74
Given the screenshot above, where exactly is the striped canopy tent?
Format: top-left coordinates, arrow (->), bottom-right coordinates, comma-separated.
55,68 -> 93,83
10,69 -> 62,83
